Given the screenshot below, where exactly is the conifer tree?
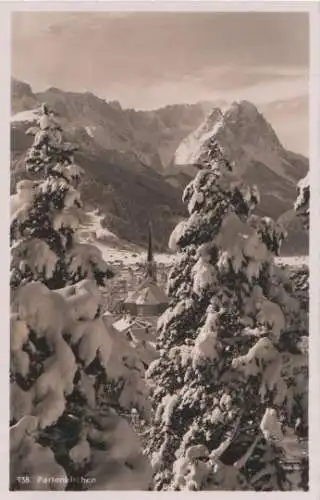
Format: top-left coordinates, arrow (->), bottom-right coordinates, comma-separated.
10,103 -> 113,293
294,173 -> 309,230
146,140 -> 308,491
291,172 -> 309,311
10,105 -> 152,490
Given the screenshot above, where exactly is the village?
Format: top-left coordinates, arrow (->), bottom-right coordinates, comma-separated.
97,224 -> 170,368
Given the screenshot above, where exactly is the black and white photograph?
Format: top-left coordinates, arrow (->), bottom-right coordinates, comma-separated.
8,4 -> 315,493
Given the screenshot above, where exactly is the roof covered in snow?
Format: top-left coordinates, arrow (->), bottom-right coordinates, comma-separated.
124,278 -> 168,306
113,316 -> 152,333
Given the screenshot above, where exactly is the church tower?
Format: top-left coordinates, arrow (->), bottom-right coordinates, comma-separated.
145,221 -> 157,283
122,221 -> 168,317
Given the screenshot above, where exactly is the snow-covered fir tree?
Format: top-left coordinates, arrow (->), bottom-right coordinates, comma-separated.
290,172 -> 309,312
146,140 -> 308,491
294,173 -> 309,230
10,103 -> 113,293
10,105 -> 152,490
10,281 -> 153,490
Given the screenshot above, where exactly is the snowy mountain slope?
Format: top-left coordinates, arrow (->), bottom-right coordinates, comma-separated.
10,84 -> 190,250
168,101 -> 308,235
11,79 -> 308,253
174,107 -> 224,166
11,134 -> 185,250
173,100 -> 307,183
11,78 -> 213,250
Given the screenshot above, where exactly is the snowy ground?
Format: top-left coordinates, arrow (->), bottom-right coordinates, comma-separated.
79,209 -> 119,243
79,210 -> 173,266
276,255 -> 309,267
80,210 -> 309,268
96,239 -> 308,270
97,246 -> 176,266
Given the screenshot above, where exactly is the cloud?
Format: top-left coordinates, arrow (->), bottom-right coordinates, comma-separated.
12,11 -> 309,87
99,65 -> 307,110
11,11 -> 309,153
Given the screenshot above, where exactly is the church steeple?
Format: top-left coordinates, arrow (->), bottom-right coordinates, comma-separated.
147,221 -> 153,263
145,221 -> 157,282
122,221 -> 168,316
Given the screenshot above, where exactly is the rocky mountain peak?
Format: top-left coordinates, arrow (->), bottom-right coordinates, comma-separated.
174,100 -> 289,175
170,99 -> 308,235
108,100 -> 122,111
223,100 -> 284,153
226,100 -> 261,119
204,107 -> 224,129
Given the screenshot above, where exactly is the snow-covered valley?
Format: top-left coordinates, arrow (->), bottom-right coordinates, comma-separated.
80,209 -> 309,269
97,241 -> 308,269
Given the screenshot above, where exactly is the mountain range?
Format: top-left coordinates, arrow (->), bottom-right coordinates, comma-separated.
11,78 -> 308,254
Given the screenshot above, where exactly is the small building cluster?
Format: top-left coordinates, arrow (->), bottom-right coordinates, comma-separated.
110,223 -> 169,360
123,223 -> 168,317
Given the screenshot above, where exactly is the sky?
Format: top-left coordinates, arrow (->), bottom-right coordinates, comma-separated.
11,11 -> 309,154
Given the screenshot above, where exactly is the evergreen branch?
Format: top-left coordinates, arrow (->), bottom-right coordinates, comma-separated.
209,414 -> 242,462
249,463 -> 276,485
234,434 -> 261,469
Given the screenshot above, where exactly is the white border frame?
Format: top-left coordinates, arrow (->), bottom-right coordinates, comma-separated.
1,2 -> 319,499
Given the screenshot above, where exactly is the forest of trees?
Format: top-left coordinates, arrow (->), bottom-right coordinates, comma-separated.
10,105 -> 309,491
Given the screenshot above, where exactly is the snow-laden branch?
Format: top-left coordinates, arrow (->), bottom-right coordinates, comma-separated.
250,463 -> 276,485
